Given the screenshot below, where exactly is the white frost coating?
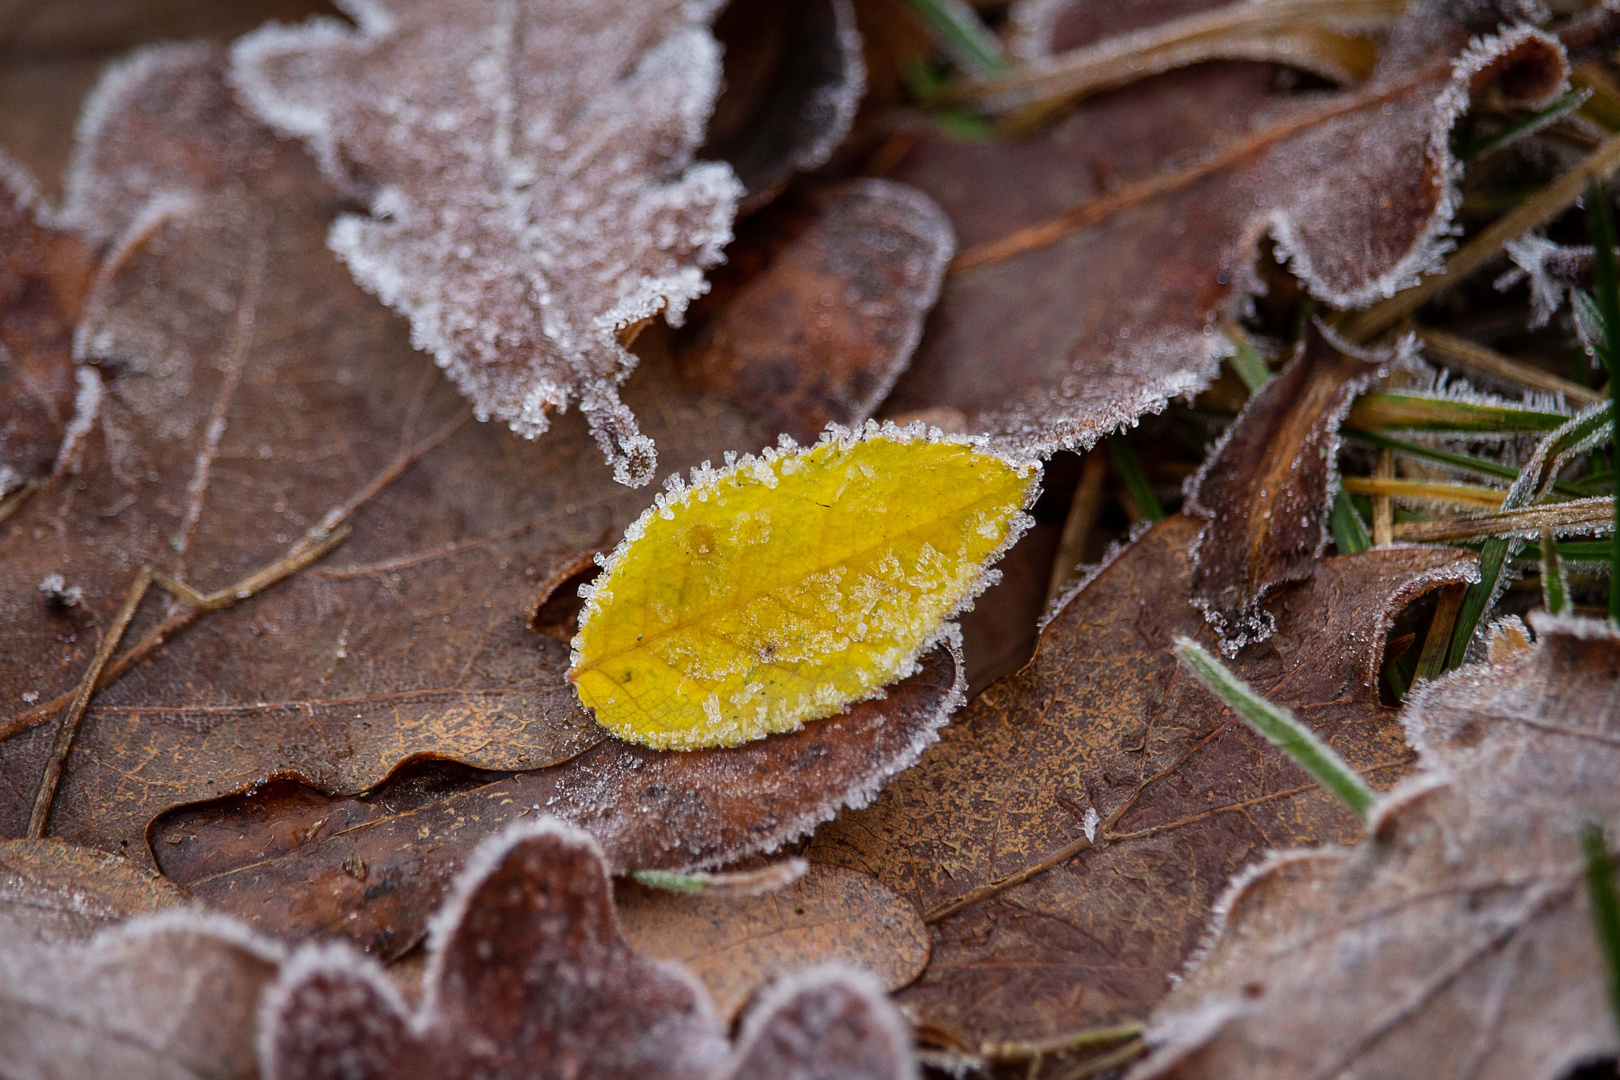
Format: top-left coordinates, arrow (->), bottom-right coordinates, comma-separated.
50,365 -> 102,477
727,965 -> 919,1080
230,1 -> 745,487
255,939 -> 410,1080
1501,232 -> 1596,326
1042,515 -> 1155,630
791,0 -> 867,175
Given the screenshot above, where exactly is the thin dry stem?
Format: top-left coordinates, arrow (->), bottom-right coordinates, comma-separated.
1343,475 -> 1508,508
1393,495 -> 1615,541
1419,327 -> 1602,405
1046,452 -> 1108,604
1373,448 -> 1395,546
28,566 -> 153,837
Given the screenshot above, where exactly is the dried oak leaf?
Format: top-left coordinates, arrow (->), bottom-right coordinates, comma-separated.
569,425 -> 1034,749
878,3 -> 1569,456
1185,322 -> 1389,654
0,909 -> 282,1080
0,156 -> 93,501
678,179 -> 952,444
618,861 -> 931,1020
0,838 -> 184,944
704,0 -> 865,212
1132,613 -> 1620,1080
152,647 -> 962,957
231,0 -> 744,486
0,48 -> 947,879
806,514 -> 1478,1044
260,817 -> 917,1080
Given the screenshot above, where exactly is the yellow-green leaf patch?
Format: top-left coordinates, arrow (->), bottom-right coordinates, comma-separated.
569,423 -> 1038,749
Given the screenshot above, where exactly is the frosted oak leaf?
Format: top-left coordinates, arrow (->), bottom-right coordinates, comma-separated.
569,423 -> 1038,749
231,0 -> 744,485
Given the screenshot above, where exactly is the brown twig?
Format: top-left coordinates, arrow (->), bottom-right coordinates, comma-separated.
0,525 -> 350,743
28,566 -> 154,838
0,479 -> 38,526
1045,452 -> 1108,604
980,1022 -> 1144,1062
1418,328 -> 1602,405
1372,447 -> 1395,547
1413,584 -> 1466,684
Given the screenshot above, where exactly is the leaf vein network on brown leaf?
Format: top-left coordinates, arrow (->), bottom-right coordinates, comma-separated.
232,0 -> 748,486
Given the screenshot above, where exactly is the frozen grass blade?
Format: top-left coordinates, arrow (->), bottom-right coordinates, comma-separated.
628,859 -> 808,897
1174,637 -> 1376,820
1345,430 -> 1585,497
1588,180 -> 1620,620
1108,433 -> 1164,521
903,0 -> 1010,77
1330,489 -> 1372,554
1581,821 -> 1620,1035
1540,527 -> 1571,615
1346,393 -> 1568,433
1458,90 -> 1592,160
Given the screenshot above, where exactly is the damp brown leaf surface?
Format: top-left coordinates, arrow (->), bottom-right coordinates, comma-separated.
151,647 -> 961,957
231,0 -> 744,485
877,3 -> 1569,456
0,839 -> 184,944
618,862 -> 931,1021
1185,322 -> 1387,653
1133,615 -> 1620,1080
806,515 -> 1477,1045
259,818 -> 919,1080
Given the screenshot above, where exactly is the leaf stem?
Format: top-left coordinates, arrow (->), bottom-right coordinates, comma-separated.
1173,637 -> 1376,820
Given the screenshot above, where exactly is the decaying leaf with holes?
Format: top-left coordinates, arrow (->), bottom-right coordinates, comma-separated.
231,0 -> 744,486
0,49 -> 953,877
152,649 -> 962,956
618,861 -> 931,1020
1131,614 -> 1620,1080
0,909 -> 281,1080
569,425 -> 1035,749
259,818 -> 918,1080
878,2 -> 1570,456
1185,322 -> 1388,654
807,515 -> 1477,1044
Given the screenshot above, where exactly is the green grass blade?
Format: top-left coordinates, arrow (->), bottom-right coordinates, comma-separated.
902,0 -> 1010,76
1585,181 -> 1620,619
1330,488 -> 1372,555
1229,335 -> 1271,393
1107,433 -> 1164,521
1345,430 -> 1585,497
1582,822 -> 1620,1034
1460,90 -> 1592,160
1447,536 -> 1509,669
1347,392 -> 1568,433
1540,527 -> 1571,615
1174,638 -> 1376,821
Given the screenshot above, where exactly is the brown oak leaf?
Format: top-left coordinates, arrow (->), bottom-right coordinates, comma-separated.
0,48 -> 953,886
259,817 -> 917,1080
152,646 -> 961,957
0,909 -> 281,1080
618,861 -> 931,1020
0,157 -> 93,503
1185,322 -> 1389,654
677,178 -> 952,444
705,0 -> 866,212
1132,613 -> 1620,1080
877,3 -> 1568,457
807,515 -> 1477,1044
231,0 -> 745,485
0,838 -> 184,944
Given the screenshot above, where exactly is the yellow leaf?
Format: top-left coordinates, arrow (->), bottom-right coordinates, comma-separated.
569,425 -> 1038,750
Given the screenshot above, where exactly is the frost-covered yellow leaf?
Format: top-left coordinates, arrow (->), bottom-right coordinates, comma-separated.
569,424 -> 1038,750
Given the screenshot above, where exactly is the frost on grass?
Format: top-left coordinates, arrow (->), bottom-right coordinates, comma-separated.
1499,232 -> 1597,326
1185,322 -> 1390,655
259,817 -> 920,1080
569,422 -> 1038,749
0,908 -> 281,1080
231,0 -> 744,486
1131,614 -> 1620,1080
